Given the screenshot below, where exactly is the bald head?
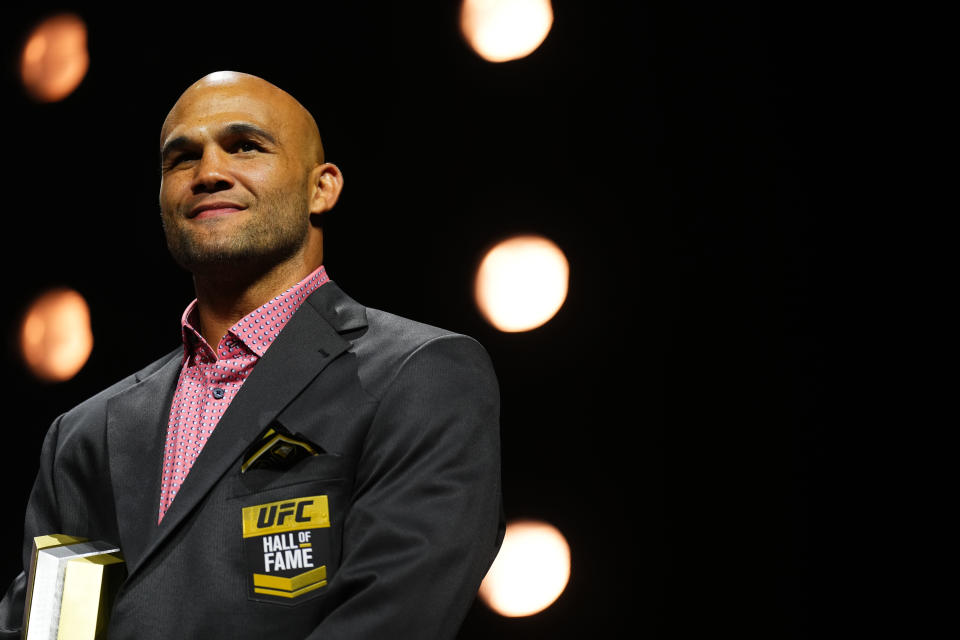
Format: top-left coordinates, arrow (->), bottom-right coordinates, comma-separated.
161,71 -> 324,166
158,70 -> 343,284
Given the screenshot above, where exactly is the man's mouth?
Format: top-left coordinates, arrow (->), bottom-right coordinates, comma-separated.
188,202 -> 247,219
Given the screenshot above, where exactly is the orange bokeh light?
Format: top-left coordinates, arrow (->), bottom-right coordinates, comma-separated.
460,0 -> 554,63
475,234 -> 569,332
479,519 -> 571,617
20,13 -> 90,102
20,288 -> 94,382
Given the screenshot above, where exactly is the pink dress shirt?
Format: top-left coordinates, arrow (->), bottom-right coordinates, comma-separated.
158,265 -> 330,522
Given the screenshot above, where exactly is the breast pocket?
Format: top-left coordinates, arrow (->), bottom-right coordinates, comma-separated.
229,454 -> 352,607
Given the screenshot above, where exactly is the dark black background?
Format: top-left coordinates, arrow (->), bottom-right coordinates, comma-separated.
0,3 -> 884,638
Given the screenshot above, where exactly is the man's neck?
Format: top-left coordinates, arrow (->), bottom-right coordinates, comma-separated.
191,259 -> 319,350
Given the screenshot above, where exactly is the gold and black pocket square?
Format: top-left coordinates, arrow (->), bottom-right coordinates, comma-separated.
241,423 -> 324,473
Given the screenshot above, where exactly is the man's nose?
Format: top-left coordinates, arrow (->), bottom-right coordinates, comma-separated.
191,146 -> 234,194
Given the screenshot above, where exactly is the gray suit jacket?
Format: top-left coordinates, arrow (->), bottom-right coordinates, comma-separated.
0,281 -> 504,639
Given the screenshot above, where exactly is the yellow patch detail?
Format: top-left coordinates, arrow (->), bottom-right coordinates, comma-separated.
254,581 -> 327,598
241,496 -> 330,538
253,566 -> 327,593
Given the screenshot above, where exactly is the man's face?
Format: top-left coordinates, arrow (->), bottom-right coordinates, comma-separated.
159,79 -> 314,276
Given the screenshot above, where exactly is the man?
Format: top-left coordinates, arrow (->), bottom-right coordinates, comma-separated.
0,71 -> 503,639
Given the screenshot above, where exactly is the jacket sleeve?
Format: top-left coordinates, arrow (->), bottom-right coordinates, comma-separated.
307,334 -> 504,640
0,415 -> 65,639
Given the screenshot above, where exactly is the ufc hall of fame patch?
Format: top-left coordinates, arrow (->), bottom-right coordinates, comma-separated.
242,495 -> 331,605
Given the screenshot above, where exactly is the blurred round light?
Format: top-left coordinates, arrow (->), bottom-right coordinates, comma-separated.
475,234 -> 569,332
479,519 -> 571,617
460,0 -> 554,62
20,288 -> 93,382
20,13 -> 89,102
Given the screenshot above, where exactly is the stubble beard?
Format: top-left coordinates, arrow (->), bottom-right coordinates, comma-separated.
162,188 -> 310,279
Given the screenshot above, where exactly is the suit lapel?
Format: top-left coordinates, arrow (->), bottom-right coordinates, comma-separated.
106,350 -> 181,571
127,282 -> 363,578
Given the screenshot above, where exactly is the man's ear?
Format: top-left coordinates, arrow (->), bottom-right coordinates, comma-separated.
309,163 -> 344,215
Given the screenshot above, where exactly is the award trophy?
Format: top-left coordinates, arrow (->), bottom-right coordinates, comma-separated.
22,534 -> 126,640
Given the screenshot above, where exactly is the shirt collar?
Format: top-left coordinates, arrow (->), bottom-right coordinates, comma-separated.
180,265 -> 330,364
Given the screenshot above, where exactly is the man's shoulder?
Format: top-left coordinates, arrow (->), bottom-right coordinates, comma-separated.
59,348 -> 181,423
353,306 -> 495,397
360,303 -> 493,360
311,280 -> 486,356
364,306 -> 464,346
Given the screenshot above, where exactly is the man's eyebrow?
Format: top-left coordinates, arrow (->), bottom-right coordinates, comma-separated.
160,123 -> 278,160
160,135 -> 191,160
222,122 -> 278,145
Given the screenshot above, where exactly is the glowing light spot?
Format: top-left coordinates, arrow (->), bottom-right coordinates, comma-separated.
20,14 -> 89,102
479,519 -> 571,617
460,0 -> 554,62
20,288 -> 93,382
475,234 -> 569,332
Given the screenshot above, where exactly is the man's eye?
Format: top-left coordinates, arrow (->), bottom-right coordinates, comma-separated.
237,141 -> 260,152
165,153 -> 196,168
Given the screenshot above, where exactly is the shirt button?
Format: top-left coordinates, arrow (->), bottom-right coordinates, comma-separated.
212,388 -> 225,399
